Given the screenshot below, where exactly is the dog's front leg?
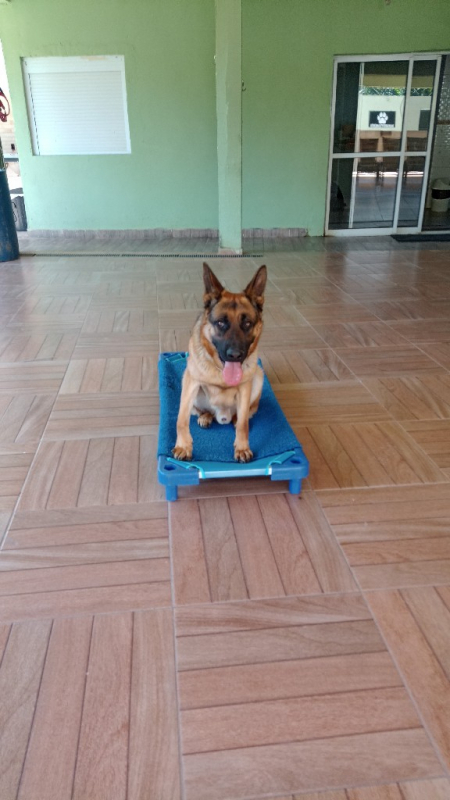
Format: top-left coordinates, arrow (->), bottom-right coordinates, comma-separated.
234,380 -> 253,462
173,371 -> 199,461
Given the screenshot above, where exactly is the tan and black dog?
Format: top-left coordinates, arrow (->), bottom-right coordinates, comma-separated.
173,262 -> 267,463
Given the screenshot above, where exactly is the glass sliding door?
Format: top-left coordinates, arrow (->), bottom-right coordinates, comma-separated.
423,56 -> 450,231
326,54 -> 441,235
397,60 -> 438,228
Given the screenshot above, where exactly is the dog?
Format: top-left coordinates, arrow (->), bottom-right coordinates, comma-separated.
173,262 -> 267,463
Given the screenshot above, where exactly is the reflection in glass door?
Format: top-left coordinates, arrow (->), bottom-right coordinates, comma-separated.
326,55 -> 441,235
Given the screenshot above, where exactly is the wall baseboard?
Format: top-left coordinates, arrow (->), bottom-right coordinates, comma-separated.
22,227 -> 307,240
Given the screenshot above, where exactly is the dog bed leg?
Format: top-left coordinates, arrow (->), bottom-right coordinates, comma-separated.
289,478 -> 302,496
166,484 -> 178,501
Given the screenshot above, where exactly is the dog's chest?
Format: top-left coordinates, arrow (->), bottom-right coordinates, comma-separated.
203,384 -> 237,408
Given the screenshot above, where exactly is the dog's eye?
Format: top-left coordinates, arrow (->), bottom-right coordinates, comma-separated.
241,319 -> 253,332
215,319 -> 228,332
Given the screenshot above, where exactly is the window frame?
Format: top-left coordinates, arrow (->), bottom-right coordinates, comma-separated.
22,55 -> 131,156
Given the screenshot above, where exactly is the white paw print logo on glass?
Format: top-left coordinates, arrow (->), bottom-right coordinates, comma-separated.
377,112 -> 389,125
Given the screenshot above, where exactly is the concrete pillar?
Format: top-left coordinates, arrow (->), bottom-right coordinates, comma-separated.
215,0 -> 242,254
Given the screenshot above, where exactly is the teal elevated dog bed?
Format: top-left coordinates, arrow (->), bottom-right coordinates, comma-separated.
157,352 -> 309,501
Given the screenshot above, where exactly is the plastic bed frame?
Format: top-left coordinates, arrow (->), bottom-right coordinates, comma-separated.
157,353 -> 309,502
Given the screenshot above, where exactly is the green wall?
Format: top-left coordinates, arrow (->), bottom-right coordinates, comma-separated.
242,0 -> 450,235
0,0 -> 218,231
1,0 -> 450,234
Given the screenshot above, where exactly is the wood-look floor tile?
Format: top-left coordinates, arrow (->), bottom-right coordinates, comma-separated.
366,588 -> 450,771
7,610 -> 181,800
273,383 -> 390,425
0,538 -> 168,571
260,304 -> 308,328
0,581 -> 171,624
92,279 -> 157,300
255,494 -> 321,595
420,341 -> 450,370
82,306 -> 159,333
228,495 -> 287,598
158,309 -> 199,330
17,616 -> 92,800
44,393 -> 158,439
364,375 -> 450,420
400,420 -> 450,468
181,687 -> 419,754
270,282 -> 356,306
15,293 -> 92,317
3,242 -> 450,800
0,361 -> 66,394
67,615 -> 127,800
0,451 -> 33,521
319,484 -> 450,589
4,514 -> 167,550
10,500 -> 167,531
178,650 -> 401,710
341,286 -> 423,304
183,730 -> 441,800
296,421 -> 446,490
175,594 -> 370,637
0,394 -> 55,447
365,299 -> 450,321
311,322 -> 408,348
159,327 -> 192,352
318,484 -> 450,526
299,303 -> 379,324
11,312 -> 87,328
261,325 -> 327,349
324,274 -> 399,295
0,558 -> 169,597
128,609 -> 181,800
399,778 -> 450,800
177,619 -> 385,672
286,493 -> 357,592
60,355 -> 158,393
388,319 -> 450,343
0,619 -> 52,799
344,780 -> 450,800
260,348 -> 353,383
18,434 -> 163,510
174,590 -> 434,799
342,537 -> 450,568
197,497 -> 248,602
334,346 -> 443,377
0,331 -> 79,362
157,290 -> 203,311
171,493 -> 355,604
73,332 -> 159,358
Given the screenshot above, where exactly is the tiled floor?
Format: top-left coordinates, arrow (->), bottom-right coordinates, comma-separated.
1,234 -> 450,799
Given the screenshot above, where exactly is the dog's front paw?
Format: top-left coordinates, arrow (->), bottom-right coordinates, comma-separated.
197,412 -> 213,428
234,446 -> 253,463
172,443 -> 193,461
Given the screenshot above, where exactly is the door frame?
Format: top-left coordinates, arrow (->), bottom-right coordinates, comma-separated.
325,52 -> 446,237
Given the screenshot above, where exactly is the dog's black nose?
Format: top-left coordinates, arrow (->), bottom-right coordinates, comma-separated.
225,347 -> 243,362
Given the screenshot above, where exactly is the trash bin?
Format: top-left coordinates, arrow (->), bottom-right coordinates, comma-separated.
431,179 -> 450,214
0,168 -> 20,262
11,194 -> 27,232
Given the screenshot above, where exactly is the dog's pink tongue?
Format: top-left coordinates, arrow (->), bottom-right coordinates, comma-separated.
222,361 -> 243,386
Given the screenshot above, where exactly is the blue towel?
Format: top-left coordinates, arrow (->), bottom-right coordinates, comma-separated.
158,352 -> 300,462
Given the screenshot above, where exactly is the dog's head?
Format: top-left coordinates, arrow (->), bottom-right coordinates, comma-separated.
201,262 -> 267,386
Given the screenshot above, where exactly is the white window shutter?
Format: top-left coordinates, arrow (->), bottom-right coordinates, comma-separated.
23,56 -> 131,155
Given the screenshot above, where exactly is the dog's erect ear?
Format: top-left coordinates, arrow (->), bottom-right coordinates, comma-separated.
203,262 -> 224,308
245,265 -> 267,312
